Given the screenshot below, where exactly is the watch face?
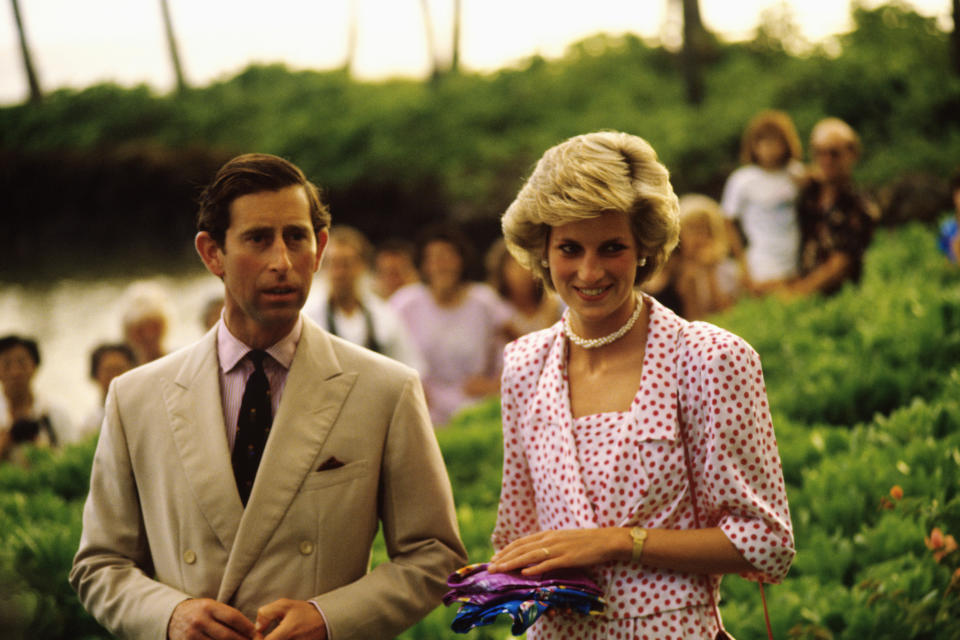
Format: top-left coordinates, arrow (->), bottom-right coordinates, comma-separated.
630,527 -> 648,561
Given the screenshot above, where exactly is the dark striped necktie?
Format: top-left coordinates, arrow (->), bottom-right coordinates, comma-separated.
232,349 -> 272,506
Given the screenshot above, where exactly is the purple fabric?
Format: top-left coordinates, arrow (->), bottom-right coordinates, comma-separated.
444,563 -> 603,605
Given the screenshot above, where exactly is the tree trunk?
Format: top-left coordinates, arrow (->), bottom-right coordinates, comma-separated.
419,0 -> 440,81
451,0 -> 461,74
680,0 -> 707,105
952,0 -> 960,76
159,0 -> 188,93
10,0 -> 42,103
344,0 -> 358,74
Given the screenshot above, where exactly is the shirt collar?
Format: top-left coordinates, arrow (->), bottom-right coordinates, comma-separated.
217,314 -> 303,374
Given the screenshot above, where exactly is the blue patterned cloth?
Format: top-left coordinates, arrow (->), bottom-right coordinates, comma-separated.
938,218 -> 958,263
444,563 -> 606,635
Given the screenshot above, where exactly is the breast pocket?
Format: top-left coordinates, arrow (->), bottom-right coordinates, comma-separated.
299,459 -> 370,492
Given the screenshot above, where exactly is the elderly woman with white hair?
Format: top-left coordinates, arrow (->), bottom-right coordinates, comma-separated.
486,132 -> 795,639
121,280 -> 172,364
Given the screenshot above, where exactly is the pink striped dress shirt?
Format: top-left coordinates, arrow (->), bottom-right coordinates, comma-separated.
216,316 -> 302,451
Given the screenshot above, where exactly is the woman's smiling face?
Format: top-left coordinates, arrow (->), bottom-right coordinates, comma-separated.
546,210 -> 640,336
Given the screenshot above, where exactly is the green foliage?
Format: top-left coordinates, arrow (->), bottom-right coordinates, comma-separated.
0,436 -> 106,639
718,224 -> 960,426
2,3 -> 957,233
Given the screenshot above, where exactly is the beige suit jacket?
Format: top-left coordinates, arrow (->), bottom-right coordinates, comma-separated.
70,317 -> 466,639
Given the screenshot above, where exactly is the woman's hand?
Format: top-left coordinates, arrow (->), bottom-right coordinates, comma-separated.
488,528 -> 631,576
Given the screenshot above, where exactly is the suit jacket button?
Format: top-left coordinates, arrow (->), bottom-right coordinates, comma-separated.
299,541 -> 315,555
183,550 -> 197,564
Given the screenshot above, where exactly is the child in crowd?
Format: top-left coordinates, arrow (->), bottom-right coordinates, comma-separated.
938,168 -> 960,264
642,195 -> 739,320
721,110 -> 805,294
673,194 -> 740,319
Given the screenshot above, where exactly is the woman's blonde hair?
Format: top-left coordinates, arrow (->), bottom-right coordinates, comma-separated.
501,131 -> 680,290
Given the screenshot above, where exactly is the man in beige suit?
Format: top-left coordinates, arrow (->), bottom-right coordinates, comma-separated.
70,154 -> 466,640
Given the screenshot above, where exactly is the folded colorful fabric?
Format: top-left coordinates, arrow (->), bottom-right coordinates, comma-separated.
444,563 -> 606,635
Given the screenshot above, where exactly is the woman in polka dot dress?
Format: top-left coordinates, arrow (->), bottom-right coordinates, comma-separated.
487,132 -> 795,639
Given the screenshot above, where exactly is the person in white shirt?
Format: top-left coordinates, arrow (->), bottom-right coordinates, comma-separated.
721,109 -> 805,294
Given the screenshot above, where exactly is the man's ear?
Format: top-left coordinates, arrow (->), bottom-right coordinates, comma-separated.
196,232 -> 225,278
313,229 -> 329,272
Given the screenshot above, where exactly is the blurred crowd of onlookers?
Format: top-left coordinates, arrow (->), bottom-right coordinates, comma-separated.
4,112 -> 959,461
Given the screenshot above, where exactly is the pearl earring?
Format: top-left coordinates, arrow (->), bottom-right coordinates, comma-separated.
638,257 -> 647,267
540,259 -> 549,268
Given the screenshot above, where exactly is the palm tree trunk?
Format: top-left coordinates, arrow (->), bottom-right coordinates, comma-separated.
344,0 -> 358,75
419,0 -> 440,81
159,0 -> 188,93
451,0 -> 461,74
681,0 -> 706,105
952,0 -> 960,76
10,0 -> 42,103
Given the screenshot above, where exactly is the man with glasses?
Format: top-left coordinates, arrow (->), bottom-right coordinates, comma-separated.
788,117 -> 879,296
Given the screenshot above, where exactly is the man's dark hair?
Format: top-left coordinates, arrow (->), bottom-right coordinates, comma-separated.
89,343 -> 136,379
196,153 -> 331,247
0,335 -> 40,366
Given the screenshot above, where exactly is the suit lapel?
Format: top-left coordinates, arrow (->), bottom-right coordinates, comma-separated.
164,329 -> 243,552
218,319 -> 357,602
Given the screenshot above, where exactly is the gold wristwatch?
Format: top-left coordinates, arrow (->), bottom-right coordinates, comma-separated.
630,526 -> 648,563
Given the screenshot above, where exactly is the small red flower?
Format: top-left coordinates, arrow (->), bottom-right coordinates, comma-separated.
925,527 -> 945,551
889,485 -> 903,500
925,527 -> 958,563
938,535 -> 958,563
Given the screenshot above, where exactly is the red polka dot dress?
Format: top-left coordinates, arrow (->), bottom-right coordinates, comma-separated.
492,294 -> 795,639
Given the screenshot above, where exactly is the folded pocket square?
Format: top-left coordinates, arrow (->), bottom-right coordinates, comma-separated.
316,456 -> 345,471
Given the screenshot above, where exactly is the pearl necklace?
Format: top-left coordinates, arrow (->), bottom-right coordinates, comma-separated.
563,295 -> 644,349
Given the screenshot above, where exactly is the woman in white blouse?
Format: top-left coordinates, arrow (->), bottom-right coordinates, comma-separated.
487,132 -> 795,639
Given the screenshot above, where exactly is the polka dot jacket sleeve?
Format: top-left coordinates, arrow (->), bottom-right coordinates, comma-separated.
677,322 -> 795,583
491,333 -> 550,552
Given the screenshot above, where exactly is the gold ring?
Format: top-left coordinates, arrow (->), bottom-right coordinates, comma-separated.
541,547 -> 550,559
